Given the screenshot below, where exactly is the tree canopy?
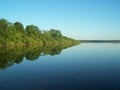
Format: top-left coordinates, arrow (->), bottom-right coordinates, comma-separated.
0,18 -> 80,46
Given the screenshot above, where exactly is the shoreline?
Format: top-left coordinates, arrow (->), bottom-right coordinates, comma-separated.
80,40 -> 120,43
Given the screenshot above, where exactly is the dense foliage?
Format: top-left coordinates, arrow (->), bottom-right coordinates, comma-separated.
0,18 -> 80,46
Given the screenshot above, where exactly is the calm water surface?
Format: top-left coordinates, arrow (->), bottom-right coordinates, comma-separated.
0,43 -> 120,90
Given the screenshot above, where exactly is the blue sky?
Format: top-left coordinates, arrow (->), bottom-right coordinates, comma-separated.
0,0 -> 120,40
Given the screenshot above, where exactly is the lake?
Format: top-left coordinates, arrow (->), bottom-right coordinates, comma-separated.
0,43 -> 120,90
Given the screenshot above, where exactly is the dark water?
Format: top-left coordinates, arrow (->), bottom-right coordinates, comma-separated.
0,43 -> 120,90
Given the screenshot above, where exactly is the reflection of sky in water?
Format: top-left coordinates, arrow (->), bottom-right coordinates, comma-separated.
0,43 -> 120,90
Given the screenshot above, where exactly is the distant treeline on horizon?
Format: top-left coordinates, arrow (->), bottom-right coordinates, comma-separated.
80,40 -> 120,43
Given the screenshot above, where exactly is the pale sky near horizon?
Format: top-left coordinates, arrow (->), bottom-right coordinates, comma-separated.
0,0 -> 120,40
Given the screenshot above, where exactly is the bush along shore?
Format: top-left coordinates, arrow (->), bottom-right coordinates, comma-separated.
0,18 -> 80,46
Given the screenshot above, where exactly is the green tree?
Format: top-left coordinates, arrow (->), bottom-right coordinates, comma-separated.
0,18 -> 9,36
14,22 -> 25,34
0,18 -> 80,46
25,25 -> 41,37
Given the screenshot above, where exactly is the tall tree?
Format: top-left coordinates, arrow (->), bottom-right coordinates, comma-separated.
25,25 -> 41,37
14,22 -> 25,34
0,18 -> 9,36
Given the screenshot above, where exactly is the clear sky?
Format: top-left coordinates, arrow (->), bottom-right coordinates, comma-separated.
0,0 -> 120,40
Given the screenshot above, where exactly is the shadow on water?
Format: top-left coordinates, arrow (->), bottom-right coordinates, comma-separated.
0,44 -> 79,70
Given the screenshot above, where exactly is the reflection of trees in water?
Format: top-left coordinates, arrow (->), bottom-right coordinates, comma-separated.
0,44 -> 78,70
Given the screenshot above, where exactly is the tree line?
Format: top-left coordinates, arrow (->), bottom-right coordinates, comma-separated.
0,18 -> 80,46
